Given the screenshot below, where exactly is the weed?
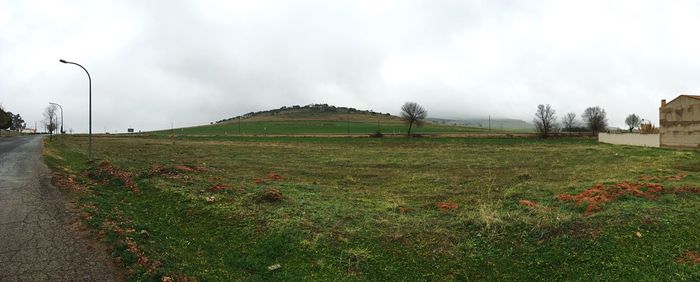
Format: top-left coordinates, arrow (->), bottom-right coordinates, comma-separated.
343,247 -> 372,273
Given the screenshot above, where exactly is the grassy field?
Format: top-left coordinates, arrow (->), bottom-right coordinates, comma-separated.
156,112 -> 504,136
44,135 -> 700,280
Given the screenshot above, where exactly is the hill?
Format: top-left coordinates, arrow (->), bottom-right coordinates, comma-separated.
161,104 -> 497,135
215,104 -> 392,123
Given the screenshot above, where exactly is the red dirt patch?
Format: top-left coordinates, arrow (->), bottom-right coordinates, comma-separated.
267,173 -> 283,181
253,173 -> 284,184
518,199 -> 540,208
677,251 -> 700,264
398,207 -> 412,214
173,165 -> 194,172
150,164 -> 207,176
436,202 -> 459,211
558,182 -> 664,215
209,183 -> 229,192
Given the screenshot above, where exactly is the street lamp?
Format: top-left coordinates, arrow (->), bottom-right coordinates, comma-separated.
59,59 -> 92,161
49,102 -> 63,134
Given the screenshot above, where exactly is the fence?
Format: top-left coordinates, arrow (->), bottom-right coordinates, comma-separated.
598,133 -> 660,147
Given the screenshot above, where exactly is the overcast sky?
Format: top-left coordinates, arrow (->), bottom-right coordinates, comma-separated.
2,0 -> 699,132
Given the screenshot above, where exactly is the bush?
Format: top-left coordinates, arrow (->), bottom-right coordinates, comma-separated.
369,130 -> 383,138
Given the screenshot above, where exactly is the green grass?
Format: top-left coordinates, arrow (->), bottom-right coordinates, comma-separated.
44,135 -> 700,280
167,120 -> 496,135
152,112 -> 502,136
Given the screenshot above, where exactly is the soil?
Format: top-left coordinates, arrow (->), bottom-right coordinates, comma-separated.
209,183 -> 229,192
558,182 -> 664,215
518,199 -> 540,208
93,161 -> 139,193
436,202 -> 459,211
677,251 -> 700,264
258,188 -> 284,203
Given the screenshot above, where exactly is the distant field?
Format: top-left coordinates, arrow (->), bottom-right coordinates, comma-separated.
153,112 -> 507,136
45,135 -> 700,280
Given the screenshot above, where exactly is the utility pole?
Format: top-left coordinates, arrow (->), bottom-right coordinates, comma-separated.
49,102 -> 63,134
59,59 -> 92,161
488,115 -> 491,131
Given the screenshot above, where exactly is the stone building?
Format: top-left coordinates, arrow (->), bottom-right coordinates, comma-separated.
659,95 -> 700,147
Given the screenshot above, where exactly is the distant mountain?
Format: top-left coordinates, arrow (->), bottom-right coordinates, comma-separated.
427,117 -> 533,130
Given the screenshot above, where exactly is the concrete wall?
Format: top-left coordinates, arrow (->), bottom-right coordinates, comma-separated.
660,95 -> 700,148
598,133 -> 660,147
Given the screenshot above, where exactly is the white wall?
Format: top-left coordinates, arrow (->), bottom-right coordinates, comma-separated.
598,133 -> 660,147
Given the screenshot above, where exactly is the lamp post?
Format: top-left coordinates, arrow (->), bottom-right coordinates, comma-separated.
49,102 -> 63,134
59,59 -> 92,161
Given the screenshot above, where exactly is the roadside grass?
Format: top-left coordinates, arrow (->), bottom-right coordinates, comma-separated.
44,135 -> 700,280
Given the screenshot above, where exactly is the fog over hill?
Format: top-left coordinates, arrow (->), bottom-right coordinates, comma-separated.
427,117 -> 533,130
213,103 -> 533,132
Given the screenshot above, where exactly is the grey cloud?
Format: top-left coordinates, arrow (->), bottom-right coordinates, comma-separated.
1,0 -> 699,132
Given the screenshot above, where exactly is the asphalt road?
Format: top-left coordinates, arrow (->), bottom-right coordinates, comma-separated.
0,136 -> 122,281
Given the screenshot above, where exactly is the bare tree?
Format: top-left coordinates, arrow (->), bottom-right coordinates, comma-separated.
400,102 -> 427,135
43,104 -> 58,140
533,104 -> 557,138
562,112 -> 576,132
624,113 -> 641,132
582,106 -> 608,134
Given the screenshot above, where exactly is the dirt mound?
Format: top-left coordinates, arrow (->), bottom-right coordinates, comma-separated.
677,251 -> 700,264
173,165 -> 194,172
53,173 -> 90,193
208,183 -> 229,192
90,161 -> 139,193
558,182 -> 664,215
436,202 -> 459,211
51,174 -> 75,187
257,188 -> 284,203
518,199 -> 540,208
253,173 -> 284,184
150,164 -> 206,176
267,173 -> 283,181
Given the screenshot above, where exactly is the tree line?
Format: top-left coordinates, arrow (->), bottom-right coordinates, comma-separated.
0,105 -> 26,132
533,104 -> 646,138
